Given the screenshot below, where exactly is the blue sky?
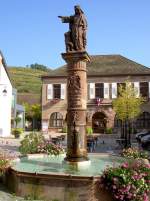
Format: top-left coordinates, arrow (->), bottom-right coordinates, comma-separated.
0,0 -> 150,68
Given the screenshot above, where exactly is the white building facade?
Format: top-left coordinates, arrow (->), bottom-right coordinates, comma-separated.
0,51 -> 12,137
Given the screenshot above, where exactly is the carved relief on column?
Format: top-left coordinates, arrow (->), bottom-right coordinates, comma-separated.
67,72 -> 82,109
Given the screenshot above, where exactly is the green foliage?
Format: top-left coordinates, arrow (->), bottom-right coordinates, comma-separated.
19,132 -> 64,155
23,103 -> 41,120
30,63 -> 48,71
86,127 -> 93,135
0,154 -> 10,176
8,67 -> 49,94
122,148 -> 149,159
14,116 -> 21,127
12,128 -> 23,138
100,161 -> 150,201
113,81 -> 144,121
62,126 -> 67,133
105,127 -> 112,134
19,132 -> 44,155
31,104 -> 41,119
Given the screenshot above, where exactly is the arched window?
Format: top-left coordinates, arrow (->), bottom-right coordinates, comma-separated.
136,112 -> 150,129
50,112 -> 63,127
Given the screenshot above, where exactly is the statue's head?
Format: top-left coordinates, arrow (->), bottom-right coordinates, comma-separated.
74,5 -> 84,15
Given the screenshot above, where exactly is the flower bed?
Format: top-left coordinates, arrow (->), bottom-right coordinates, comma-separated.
100,161 -> 150,201
121,147 -> 149,160
19,132 -> 64,155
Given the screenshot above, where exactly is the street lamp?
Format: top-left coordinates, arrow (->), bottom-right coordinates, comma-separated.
0,84 -> 7,96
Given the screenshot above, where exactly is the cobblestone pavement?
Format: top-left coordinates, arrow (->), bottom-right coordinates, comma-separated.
0,184 -> 23,201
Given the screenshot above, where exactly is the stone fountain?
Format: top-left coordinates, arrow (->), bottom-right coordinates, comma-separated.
6,6 -> 121,201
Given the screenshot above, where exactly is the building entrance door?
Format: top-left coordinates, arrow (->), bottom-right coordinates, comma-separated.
92,112 -> 106,133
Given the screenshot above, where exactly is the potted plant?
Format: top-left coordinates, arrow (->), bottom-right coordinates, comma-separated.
12,128 -> 23,138
86,127 -> 93,136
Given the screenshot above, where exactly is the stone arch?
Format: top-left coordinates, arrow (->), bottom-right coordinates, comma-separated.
92,112 -> 107,133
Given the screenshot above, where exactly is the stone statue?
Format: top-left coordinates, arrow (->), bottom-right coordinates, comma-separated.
58,5 -> 87,52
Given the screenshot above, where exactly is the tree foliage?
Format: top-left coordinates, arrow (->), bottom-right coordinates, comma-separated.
113,81 -> 144,121
30,63 -> 48,71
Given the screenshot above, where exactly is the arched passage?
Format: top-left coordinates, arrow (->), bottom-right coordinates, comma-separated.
92,112 -> 107,133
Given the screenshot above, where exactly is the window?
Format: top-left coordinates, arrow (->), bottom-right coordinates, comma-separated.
136,112 -> 150,129
95,83 -> 104,98
140,82 -> 148,98
53,84 -> 61,99
50,112 -> 63,127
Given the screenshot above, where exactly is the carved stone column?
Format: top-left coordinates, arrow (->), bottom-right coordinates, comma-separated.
62,51 -> 90,163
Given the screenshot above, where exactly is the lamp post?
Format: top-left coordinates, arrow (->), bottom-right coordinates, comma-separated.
0,84 -> 7,96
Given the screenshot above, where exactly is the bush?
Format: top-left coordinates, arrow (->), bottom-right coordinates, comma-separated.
62,127 -> 67,133
122,147 -> 149,159
19,132 -> 64,156
0,153 -> 11,177
100,161 -> 150,201
12,128 -> 23,138
19,132 -> 44,155
105,128 -> 112,134
86,127 -> 93,135
37,140 -> 64,156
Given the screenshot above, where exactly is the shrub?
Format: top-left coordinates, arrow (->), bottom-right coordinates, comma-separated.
37,140 -> 64,156
86,127 -> 93,135
0,153 -> 11,176
122,147 -> 149,159
105,128 -> 112,134
19,132 -> 64,156
19,132 -> 44,154
62,127 -> 67,133
100,161 -> 150,201
12,128 -> 23,138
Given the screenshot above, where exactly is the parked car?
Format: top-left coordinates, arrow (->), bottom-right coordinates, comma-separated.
141,135 -> 150,150
136,131 -> 150,142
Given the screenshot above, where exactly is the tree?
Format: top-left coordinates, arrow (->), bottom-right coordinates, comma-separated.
113,81 -> 144,147
14,115 -> 21,128
31,104 -> 41,130
23,103 -> 41,130
30,63 -> 48,71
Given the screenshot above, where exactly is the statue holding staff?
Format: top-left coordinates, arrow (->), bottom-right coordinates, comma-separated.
58,5 -> 87,52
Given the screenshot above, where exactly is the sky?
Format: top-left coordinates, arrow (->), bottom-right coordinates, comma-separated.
0,0 -> 150,69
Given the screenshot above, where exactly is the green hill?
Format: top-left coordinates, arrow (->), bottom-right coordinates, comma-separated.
8,67 -> 51,104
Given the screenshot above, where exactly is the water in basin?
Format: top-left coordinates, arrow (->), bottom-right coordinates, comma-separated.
12,154 -> 124,177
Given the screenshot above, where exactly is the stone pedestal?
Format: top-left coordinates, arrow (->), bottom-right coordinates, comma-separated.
62,51 -> 90,163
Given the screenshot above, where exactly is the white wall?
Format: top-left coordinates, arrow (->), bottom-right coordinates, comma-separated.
0,55 -> 12,137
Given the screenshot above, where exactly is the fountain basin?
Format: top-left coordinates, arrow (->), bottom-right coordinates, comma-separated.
6,153 -> 123,201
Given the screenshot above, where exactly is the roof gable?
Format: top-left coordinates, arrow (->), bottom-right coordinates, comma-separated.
45,54 -> 150,77
0,50 -> 12,84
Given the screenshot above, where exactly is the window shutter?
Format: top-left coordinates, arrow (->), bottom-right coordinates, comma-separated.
61,84 -> 66,99
134,82 -> 139,97
104,83 -> 109,99
112,83 -> 117,99
89,83 -> 95,99
47,84 -> 53,100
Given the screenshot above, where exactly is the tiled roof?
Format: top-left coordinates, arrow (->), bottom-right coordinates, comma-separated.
43,55 -> 150,77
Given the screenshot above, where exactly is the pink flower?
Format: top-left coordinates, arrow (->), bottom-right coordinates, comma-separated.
121,162 -> 128,168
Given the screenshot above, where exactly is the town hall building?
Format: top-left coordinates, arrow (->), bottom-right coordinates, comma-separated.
42,55 -> 150,133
